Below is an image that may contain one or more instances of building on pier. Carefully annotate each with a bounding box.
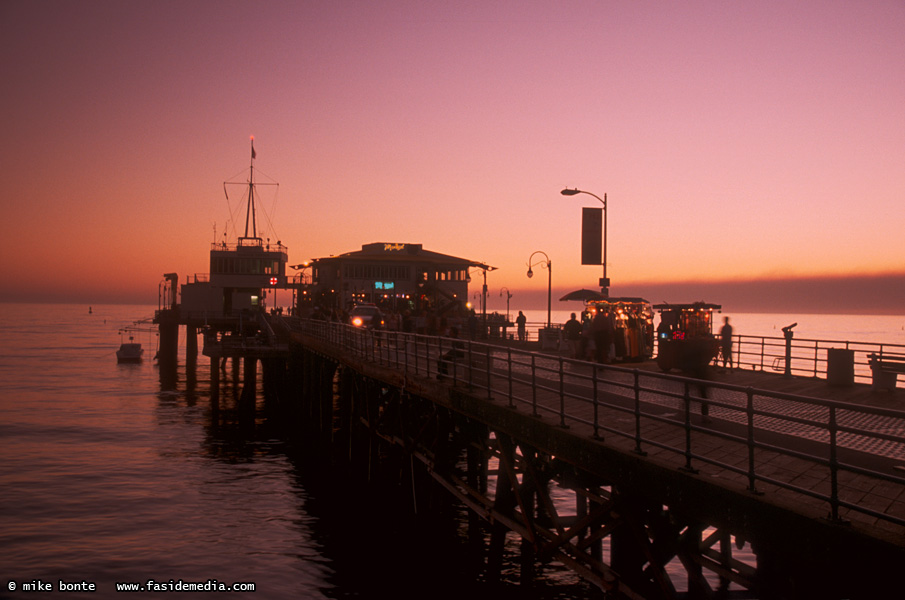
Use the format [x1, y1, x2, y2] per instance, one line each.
[179, 139, 289, 320]
[154, 138, 290, 379]
[308, 242, 493, 314]
[180, 238, 288, 319]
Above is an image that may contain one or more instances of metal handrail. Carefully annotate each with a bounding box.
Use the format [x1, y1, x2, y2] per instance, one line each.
[731, 333, 905, 385]
[292, 318, 905, 533]
[434, 323, 905, 387]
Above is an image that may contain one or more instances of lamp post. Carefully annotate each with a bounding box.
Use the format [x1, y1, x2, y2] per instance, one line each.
[467, 265, 496, 337]
[499, 287, 512, 322]
[290, 261, 313, 314]
[481, 269, 488, 326]
[526, 251, 552, 329]
[561, 188, 608, 296]
[500, 287, 512, 339]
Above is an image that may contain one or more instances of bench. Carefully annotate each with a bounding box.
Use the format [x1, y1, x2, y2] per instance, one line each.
[868, 354, 905, 391]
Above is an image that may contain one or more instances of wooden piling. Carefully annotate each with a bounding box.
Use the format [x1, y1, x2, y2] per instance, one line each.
[240, 356, 257, 406]
[210, 355, 220, 412]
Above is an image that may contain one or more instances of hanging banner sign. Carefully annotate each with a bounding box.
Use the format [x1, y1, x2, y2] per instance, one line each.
[581, 207, 602, 265]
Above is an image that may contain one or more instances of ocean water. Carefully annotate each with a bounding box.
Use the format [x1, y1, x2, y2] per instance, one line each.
[0, 303, 591, 600]
[516, 308, 905, 345]
[0, 304, 327, 598]
[2, 303, 902, 598]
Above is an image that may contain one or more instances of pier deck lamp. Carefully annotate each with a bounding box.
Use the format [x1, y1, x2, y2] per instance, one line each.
[500, 287, 512, 323]
[289, 261, 314, 311]
[526, 251, 552, 329]
[561, 188, 608, 296]
[467, 265, 497, 333]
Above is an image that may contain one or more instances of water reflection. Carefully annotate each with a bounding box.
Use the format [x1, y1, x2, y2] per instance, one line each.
[0, 303, 749, 600]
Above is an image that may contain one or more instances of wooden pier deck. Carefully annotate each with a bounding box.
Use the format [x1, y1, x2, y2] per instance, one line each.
[432, 345, 905, 539]
[285, 318, 905, 597]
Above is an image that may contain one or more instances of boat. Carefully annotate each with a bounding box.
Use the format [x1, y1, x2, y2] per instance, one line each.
[116, 331, 144, 363]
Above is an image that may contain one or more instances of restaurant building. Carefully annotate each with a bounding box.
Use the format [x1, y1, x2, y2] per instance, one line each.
[307, 242, 493, 314]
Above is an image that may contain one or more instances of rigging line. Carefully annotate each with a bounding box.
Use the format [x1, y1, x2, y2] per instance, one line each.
[260, 187, 281, 241]
[224, 211, 242, 243]
[247, 165, 279, 185]
[223, 166, 249, 183]
[222, 188, 242, 242]
[223, 168, 278, 187]
[225, 180, 278, 187]
[225, 182, 278, 191]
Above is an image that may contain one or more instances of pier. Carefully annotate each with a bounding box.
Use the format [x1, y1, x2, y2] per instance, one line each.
[152, 309, 905, 599]
[149, 144, 904, 597]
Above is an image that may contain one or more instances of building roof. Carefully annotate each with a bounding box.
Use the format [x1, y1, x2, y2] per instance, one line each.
[314, 243, 493, 269]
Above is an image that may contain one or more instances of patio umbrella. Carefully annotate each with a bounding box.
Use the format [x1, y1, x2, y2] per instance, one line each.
[559, 289, 605, 302]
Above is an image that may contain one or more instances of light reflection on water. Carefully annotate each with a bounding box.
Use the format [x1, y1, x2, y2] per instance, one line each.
[483, 453, 757, 595]
[8, 303, 890, 597]
[1, 303, 596, 599]
[0, 304, 328, 599]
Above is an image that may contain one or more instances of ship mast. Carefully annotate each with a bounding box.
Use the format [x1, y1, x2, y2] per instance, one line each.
[224, 136, 278, 247]
[241, 136, 258, 243]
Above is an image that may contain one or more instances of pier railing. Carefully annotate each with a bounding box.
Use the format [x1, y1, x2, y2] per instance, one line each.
[507, 322, 905, 388]
[292, 318, 905, 537]
[732, 333, 905, 385]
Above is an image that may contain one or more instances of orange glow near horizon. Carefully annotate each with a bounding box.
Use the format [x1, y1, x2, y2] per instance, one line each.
[1, 2, 904, 313]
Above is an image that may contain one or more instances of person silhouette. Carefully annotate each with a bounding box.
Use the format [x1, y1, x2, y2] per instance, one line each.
[563, 312, 583, 358]
[720, 316, 734, 371]
[516, 311, 527, 342]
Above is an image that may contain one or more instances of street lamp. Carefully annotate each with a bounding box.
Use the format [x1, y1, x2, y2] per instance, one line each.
[499, 287, 512, 322]
[289, 261, 313, 313]
[466, 265, 497, 335]
[526, 251, 552, 329]
[561, 188, 608, 296]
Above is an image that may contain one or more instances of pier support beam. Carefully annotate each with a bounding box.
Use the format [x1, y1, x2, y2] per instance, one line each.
[231, 356, 240, 389]
[240, 356, 257, 406]
[209, 355, 220, 413]
[156, 315, 179, 390]
[186, 325, 197, 358]
[487, 434, 519, 585]
[261, 358, 287, 408]
[158, 321, 179, 367]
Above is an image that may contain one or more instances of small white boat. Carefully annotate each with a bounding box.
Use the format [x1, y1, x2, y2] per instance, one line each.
[116, 333, 144, 363]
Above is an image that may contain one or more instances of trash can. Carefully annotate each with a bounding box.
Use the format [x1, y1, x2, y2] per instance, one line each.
[539, 327, 560, 351]
[826, 348, 854, 386]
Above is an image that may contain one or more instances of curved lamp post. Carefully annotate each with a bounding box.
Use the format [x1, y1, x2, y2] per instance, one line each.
[289, 261, 313, 311]
[499, 287, 512, 322]
[466, 265, 497, 336]
[526, 251, 552, 328]
[561, 188, 608, 296]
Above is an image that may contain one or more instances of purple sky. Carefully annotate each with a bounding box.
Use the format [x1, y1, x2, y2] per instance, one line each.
[2, 1, 903, 313]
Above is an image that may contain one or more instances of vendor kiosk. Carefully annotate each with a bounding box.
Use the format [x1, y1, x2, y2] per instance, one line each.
[585, 297, 654, 362]
[653, 302, 721, 372]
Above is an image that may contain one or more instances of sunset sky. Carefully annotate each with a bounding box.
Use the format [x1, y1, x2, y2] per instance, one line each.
[2, 1, 903, 313]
